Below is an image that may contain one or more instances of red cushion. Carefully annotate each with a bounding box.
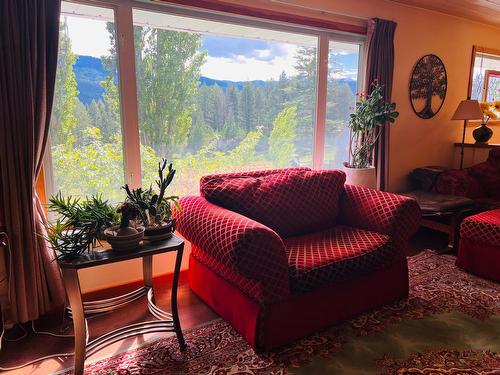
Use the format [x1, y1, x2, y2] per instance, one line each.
[284, 225, 394, 293]
[469, 162, 500, 198]
[434, 169, 485, 198]
[201, 169, 346, 237]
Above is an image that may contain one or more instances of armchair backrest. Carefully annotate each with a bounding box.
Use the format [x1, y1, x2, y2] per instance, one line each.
[200, 168, 346, 238]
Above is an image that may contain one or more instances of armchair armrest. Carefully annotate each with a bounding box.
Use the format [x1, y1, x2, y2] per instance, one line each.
[175, 196, 290, 303]
[341, 185, 421, 248]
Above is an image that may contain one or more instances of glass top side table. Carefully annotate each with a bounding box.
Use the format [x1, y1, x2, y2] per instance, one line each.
[57, 235, 186, 375]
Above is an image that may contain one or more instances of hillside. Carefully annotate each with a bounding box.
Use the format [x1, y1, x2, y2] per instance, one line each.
[74, 55, 107, 105]
[73, 55, 357, 105]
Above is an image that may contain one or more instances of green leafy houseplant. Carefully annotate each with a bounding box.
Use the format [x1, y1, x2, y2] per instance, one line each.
[45, 194, 118, 259]
[346, 82, 399, 169]
[122, 159, 180, 232]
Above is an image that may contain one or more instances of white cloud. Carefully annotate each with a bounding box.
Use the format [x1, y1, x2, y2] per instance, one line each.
[201, 44, 300, 81]
[65, 16, 112, 57]
[330, 69, 358, 80]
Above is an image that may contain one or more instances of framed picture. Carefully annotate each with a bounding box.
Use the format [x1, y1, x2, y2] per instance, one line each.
[409, 54, 447, 119]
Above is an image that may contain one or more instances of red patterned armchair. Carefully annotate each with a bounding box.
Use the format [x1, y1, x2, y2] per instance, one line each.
[175, 168, 420, 349]
[425, 148, 500, 210]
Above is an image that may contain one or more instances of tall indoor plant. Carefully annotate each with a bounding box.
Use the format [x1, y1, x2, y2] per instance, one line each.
[344, 81, 399, 188]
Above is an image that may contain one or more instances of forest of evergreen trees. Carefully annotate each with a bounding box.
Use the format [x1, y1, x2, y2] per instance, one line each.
[50, 20, 356, 200]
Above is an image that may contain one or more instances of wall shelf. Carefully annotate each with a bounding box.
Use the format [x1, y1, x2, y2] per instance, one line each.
[454, 142, 500, 149]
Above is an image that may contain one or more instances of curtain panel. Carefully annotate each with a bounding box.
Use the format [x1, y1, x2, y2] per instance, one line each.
[0, 0, 65, 323]
[365, 18, 397, 191]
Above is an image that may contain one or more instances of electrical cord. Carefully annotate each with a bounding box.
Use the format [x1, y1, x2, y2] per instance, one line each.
[0, 311, 75, 371]
[0, 232, 75, 371]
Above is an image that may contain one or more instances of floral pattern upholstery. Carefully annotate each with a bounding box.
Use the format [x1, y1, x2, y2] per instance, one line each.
[285, 226, 393, 293]
[460, 209, 500, 245]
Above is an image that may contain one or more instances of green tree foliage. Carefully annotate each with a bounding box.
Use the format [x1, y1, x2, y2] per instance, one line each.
[142, 129, 265, 196]
[269, 106, 298, 167]
[290, 47, 317, 157]
[52, 128, 125, 202]
[51, 19, 79, 146]
[134, 27, 207, 157]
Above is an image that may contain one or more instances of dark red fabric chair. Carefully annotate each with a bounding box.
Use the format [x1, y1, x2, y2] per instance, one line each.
[456, 209, 500, 281]
[434, 148, 500, 210]
[175, 168, 421, 349]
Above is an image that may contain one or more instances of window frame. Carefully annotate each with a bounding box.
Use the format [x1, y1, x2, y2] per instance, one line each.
[467, 45, 500, 127]
[46, 0, 366, 197]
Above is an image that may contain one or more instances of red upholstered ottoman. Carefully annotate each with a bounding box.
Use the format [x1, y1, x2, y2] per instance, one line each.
[456, 209, 500, 281]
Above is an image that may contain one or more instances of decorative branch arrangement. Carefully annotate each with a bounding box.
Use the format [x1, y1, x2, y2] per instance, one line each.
[122, 159, 180, 228]
[346, 82, 399, 169]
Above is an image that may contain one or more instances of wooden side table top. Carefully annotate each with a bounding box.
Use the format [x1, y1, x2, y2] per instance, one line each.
[57, 235, 184, 269]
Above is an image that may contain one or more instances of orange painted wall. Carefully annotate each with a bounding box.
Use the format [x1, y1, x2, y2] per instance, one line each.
[77, 0, 500, 293]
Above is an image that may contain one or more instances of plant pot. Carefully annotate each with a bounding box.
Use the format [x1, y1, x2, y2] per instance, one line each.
[104, 225, 144, 252]
[143, 219, 175, 242]
[472, 123, 493, 144]
[342, 165, 377, 189]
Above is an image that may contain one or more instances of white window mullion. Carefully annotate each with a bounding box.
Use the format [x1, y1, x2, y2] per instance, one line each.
[115, 3, 142, 189]
[313, 34, 329, 169]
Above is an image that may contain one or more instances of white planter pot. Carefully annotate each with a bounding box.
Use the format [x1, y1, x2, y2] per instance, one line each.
[343, 166, 377, 189]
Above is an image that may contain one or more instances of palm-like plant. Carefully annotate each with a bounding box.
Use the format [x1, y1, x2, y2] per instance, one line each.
[45, 193, 117, 259]
[346, 82, 399, 169]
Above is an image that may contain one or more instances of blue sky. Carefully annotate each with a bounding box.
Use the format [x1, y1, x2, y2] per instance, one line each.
[66, 17, 358, 81]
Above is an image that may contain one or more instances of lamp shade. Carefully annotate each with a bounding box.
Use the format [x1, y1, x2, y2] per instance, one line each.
[451, 99, 483, 120]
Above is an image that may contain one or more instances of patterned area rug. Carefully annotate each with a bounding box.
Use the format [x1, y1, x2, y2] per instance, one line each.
[59, 251, 500, 374]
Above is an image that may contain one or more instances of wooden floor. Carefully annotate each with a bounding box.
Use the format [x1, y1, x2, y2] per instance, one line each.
[0, 228, 450, 374]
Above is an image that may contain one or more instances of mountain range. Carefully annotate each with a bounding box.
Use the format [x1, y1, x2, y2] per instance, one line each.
[73, 55, 356, 105]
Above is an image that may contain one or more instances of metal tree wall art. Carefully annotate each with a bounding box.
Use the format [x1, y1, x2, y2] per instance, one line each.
[409, 54, 447, 119]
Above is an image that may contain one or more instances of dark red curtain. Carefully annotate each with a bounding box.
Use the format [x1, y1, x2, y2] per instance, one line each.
[365, 18, 397, 191]
[0, 0, 65, 323]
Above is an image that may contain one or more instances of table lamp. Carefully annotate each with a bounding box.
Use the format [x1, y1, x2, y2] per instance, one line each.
[451, 99, 483, 168]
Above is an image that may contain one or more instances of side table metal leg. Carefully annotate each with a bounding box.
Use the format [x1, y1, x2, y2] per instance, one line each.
[143, 255, 155, 305]
[62, 268, 87, 375]
[143, 255, 153, 287]
[171, 245, 186, 350]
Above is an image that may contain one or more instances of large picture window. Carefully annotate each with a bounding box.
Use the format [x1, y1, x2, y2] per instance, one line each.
[47, 0, 364, 199]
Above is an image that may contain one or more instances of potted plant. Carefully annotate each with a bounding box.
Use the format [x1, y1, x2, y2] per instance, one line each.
[343, 81, 399, 188]
[104, 202, 144, 252]
[45, 194, 118, 259]
[122, 159, 180, 242]
[474, 101, 499, 144]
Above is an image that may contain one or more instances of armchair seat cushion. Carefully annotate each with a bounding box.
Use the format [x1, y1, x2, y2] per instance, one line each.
[284, 225, 394, 294]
